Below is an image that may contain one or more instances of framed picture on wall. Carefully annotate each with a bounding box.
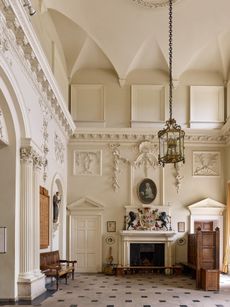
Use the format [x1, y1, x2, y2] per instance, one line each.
[178, 222, 185, 232]
[107, 221, 116, 232]
[137, 178, 157, 204]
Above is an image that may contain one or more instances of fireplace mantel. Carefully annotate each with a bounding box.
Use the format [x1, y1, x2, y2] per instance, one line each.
[119, 230, 176, 266]
[120, 230, 175, 239]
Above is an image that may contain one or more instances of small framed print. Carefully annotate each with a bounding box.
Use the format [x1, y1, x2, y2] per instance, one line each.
[107, 221, 116, 232]
[178, 222, 185, 232]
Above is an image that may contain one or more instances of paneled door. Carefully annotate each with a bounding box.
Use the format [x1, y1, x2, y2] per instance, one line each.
[71, 215, 101, 273]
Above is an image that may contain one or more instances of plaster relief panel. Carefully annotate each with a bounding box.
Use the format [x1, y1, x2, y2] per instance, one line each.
[192, 151, 220, 177]
[73, 150, 102, 176]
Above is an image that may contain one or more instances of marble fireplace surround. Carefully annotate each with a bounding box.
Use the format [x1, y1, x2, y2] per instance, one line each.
[119, 230, 175, 267]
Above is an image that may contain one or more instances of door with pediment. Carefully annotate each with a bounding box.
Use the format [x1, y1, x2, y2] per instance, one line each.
[71, 215, 101, 272]
[68, 198, 104, 273]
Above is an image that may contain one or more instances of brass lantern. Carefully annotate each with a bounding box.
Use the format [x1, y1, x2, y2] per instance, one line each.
[158, 0, 185, 167]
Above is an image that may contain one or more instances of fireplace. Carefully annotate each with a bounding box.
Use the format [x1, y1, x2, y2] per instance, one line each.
[130, 243, 164, 266]
[119, 230, 175, 267]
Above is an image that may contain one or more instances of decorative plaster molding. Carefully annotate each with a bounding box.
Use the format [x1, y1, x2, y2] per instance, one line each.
[54, 133, 64, 165]
[20, 146, 43, 168]
[192, 151, 220, 177]
[73, 150, 102, 176]
[221, 117, 230, 145]
[110, 144, 130, 191]
[109, 141, 158, 191]
[39, 99, 51, 181]
[0, 0, 75, 137]
[133, 141, 158, 177]
[174, 163, 184, 193]
[72, 129, 226, 146]
[131, 0, 179, 9]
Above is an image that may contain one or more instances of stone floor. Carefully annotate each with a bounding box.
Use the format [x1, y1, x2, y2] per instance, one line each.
[2, 273, 230, 307]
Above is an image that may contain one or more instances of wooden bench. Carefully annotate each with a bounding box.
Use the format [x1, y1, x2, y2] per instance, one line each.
[40, 250, 77, 289]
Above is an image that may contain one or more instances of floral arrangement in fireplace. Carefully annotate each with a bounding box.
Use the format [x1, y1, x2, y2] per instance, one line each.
[126, 207, 171, 231]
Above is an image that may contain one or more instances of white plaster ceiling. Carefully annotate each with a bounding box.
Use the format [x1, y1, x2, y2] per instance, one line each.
[41, 0, 230, 83]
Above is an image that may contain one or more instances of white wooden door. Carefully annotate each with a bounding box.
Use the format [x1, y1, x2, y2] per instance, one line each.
[71, 215, 101, 273]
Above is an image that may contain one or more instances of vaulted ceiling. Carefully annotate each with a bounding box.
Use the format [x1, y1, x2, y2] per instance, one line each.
[39, 0, 230, 83]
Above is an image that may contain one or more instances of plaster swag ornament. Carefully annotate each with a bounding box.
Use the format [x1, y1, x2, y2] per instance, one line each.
[110, 144, 130, 191]
[174, 163, 184, 193]
[133, 141, 158, 177]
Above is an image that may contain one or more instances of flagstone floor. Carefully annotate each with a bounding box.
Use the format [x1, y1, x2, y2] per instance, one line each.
[2, 273, 230, 307]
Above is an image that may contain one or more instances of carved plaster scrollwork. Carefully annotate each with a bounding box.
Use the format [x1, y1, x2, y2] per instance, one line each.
[110, 144, 130, 191]
[54, 133, 64, 164]
[133, 141, 158, 177]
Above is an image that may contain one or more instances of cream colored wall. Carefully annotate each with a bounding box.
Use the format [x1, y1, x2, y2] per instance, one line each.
[68, 141, 225, 265]
[69, 68, 227, 266]
[31, 5, 69, 103]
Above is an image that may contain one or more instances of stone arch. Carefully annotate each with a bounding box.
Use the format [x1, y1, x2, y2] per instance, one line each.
[0, 61, 31, 299]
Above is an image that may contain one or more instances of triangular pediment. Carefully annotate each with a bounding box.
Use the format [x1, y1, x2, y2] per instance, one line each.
[188, 197, 225, 215]
[68, 197, 104, 212]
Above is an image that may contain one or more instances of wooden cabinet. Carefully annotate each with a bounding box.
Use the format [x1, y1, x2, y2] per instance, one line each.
[201, 269, 219, 291]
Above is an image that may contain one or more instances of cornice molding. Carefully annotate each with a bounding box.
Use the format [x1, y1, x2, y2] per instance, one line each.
[0, 0, 75, 137]
[221, 117, 230, 145]
[131, 0, 180, 9]
[71, 128, 227, 146]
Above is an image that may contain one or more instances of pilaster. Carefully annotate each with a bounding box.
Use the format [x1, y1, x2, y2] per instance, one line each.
[33, 156, 43, 277]
[18, 146, 45, 300]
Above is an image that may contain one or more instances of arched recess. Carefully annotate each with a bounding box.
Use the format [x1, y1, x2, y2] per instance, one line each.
[0, 60, 30, 299]
[50, 173, 66, 258]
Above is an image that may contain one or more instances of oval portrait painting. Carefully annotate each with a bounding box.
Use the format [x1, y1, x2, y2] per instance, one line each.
[137, 178, 157, 204]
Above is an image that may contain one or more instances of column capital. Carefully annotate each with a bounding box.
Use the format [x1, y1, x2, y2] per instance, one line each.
[20, 146, 43, 168]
